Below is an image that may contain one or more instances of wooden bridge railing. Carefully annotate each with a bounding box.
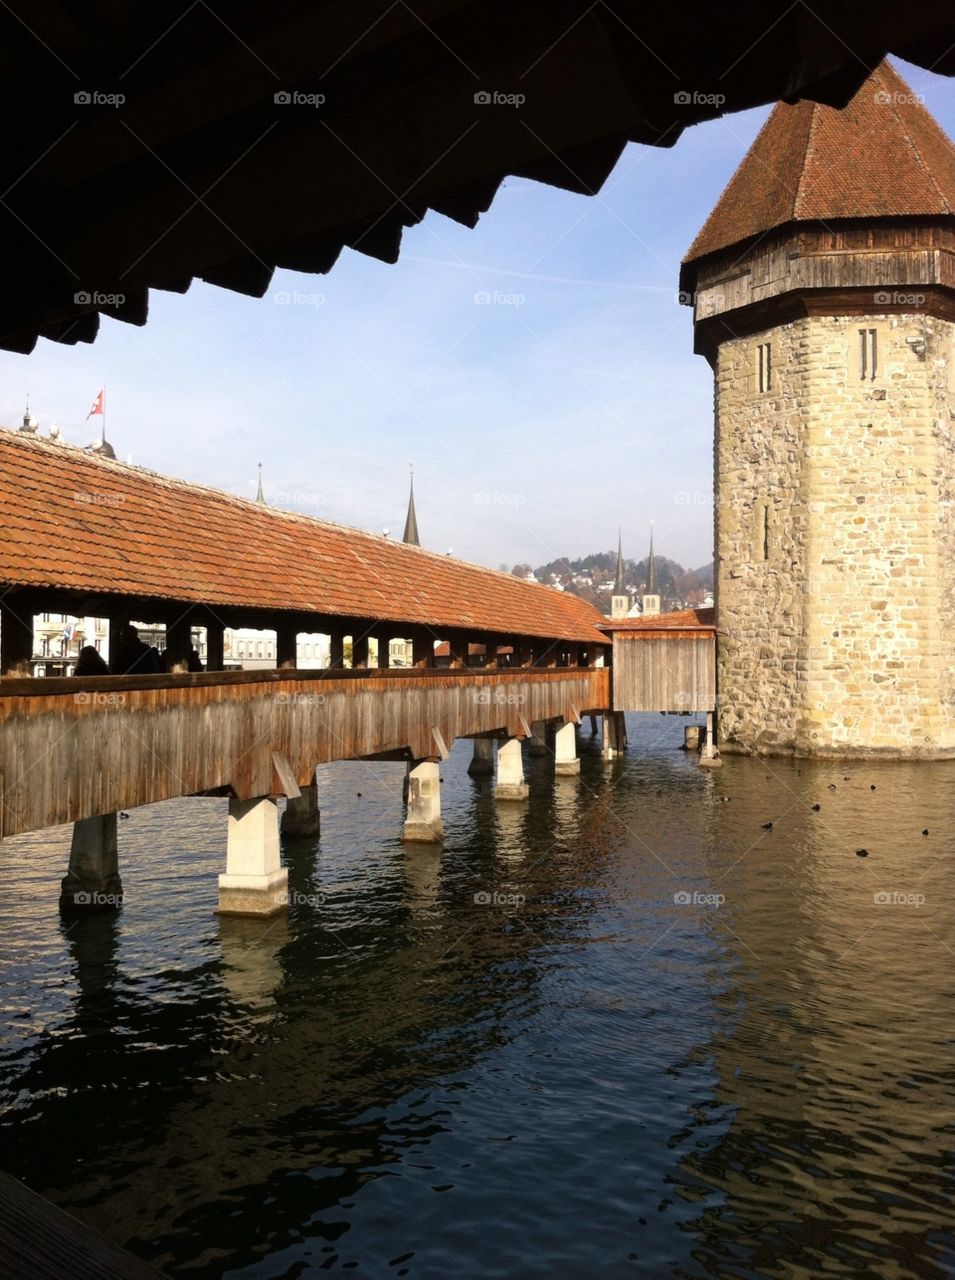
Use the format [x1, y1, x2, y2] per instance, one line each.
[0, 666, 610, 837]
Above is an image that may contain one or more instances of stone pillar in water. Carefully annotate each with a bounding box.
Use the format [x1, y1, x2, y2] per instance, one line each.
[554, 722, 580, 776]
[60, 813, 123, 910]
[281, 782, 321, 838]
[467, 738, 495, 776]
[495, 737, 529, 801]
[218, 797, 288, 916]
[402, 760, 444, 843]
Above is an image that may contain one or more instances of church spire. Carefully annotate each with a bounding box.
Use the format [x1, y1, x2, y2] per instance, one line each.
[613, 527, 625, 595]
[255, 462, 266, 505]
[610, 527, 630, 619]
[402, 463, 419, 546]
[642, 523, 660, 617]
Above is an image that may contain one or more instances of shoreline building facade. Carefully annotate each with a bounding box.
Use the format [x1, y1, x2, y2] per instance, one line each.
[681, 59, 955, 757]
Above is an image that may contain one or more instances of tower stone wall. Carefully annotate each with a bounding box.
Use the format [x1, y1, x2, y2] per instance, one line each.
[715, 312, 955, 755]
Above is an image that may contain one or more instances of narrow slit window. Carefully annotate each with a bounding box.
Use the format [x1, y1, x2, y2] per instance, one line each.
[859, 328, 878, 381]
[762, 504, 770, 561]
[757, 342, 772, 392]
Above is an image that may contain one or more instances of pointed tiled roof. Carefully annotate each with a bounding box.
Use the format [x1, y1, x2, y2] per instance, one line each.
[684, 60, 955, 266]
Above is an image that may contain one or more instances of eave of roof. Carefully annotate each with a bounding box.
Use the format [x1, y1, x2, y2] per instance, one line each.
[1, 5, 953, 352]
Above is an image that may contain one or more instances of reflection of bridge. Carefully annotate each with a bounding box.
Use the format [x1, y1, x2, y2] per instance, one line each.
[0, 430, 714, 914]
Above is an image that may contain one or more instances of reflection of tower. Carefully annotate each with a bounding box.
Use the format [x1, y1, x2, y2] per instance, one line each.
[642, 524, 660, 617]
[681, 59, 955, 757]
[610, 529, 629, 619]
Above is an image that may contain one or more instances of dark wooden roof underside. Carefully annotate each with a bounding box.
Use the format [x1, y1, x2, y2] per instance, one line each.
[1, 0, 954, 353]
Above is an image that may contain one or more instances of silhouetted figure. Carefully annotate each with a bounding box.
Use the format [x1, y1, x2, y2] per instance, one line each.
[73, 645, 109, 676]
[186, 646, 203, 672]
[110, 625, 162, 675]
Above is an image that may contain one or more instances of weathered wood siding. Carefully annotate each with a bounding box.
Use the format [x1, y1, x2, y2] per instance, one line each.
[0, 667, 609, 837]
[612, 633, 716, 712]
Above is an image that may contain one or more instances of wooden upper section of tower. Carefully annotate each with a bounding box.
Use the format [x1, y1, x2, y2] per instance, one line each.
[680, 61, 955, 354]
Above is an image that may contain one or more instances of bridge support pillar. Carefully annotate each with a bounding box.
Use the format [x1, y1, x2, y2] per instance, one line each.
[467, 738, 495, 776]
[281, 782, 321, 838]
[218, 797, 288, 916]
[495, 737, 529, 801]
[700, 710, 722, 768]
[554, 722, 580, 776]
[527, 720, 548, 757]
[60, 813, 123, 910]
[602, 712, 626, 761]
[403, 760, 444, 843]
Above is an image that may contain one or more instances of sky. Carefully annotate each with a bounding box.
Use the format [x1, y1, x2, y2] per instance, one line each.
[2, 58, 953, 574]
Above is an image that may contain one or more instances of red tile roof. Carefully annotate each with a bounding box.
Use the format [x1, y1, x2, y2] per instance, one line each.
[0, 430, 608, 645]
[599, 608, 715, 632]
[684, 60, 955, 266]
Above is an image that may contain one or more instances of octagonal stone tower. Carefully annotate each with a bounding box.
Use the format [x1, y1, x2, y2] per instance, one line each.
[681, 60, 955, 757]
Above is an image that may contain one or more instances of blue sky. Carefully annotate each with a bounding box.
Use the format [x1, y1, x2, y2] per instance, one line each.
[2, 59, 953, 572]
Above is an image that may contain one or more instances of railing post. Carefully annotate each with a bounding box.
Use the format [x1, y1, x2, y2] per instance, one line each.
[352, 630, 370, 669]
[0, 591, 35, 675]
[165, 614, 192, 672]
[412, 629, 433, 668]
[206, 620, 225, 671]
[276, 621, 298, 670]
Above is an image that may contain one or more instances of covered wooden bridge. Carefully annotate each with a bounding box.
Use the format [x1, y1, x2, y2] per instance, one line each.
[0, 427, 617, 913]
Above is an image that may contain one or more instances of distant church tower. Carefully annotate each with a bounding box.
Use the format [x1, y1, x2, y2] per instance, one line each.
[642, 524, 660, 617]
[403, 465, 420, 545]
[681, 59, 955, 756]
[610, 529, 629, 618]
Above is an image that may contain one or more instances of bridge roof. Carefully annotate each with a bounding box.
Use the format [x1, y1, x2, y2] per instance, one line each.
[599, 608, 715, 634]
[0, 430, 607, 644]
[684, 59, 955, 268]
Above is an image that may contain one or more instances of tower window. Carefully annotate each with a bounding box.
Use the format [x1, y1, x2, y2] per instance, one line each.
[762, 504, 770, 561]
[757, 342, 772, 392]
[859, 328, 878, 381]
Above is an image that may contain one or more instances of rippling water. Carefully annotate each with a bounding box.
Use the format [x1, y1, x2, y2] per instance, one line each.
[1, 713, 954, 1279]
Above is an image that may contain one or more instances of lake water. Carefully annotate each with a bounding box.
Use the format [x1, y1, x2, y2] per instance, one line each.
[1, 713, 953, 1279]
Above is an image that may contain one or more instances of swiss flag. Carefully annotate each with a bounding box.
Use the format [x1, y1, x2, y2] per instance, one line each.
[86, 389, 104, 419]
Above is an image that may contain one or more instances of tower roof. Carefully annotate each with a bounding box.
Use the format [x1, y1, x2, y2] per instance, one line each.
[613, 529, 626, 596]
[402, 469, 420, 546]
[683, 60, 955, 268]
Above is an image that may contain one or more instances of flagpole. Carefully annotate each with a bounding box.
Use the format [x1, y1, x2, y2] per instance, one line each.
[102, 386, 106, 447]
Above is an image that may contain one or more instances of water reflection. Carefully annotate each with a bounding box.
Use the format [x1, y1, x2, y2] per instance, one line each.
[0, 720, 953, 1278]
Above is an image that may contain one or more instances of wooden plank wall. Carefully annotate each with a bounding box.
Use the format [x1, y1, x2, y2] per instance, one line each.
[0, 1171, 166, 1280]
[612, 634, 716, 713]
[0, 668, 610, 837]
